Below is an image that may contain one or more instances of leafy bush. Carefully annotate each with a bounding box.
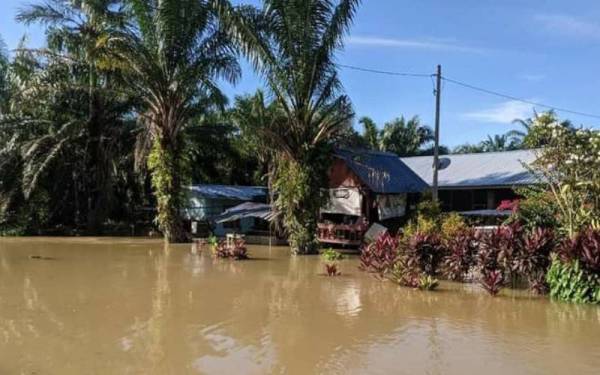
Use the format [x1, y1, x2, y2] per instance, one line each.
[214, 239, 249, 260]
[476, 224, 523, 295]
[547, 257, 600, 304]
[440, 213, 468, 241]
[321, 248, 343, 276]
[400, 232, 444, 276]
[514, 228, 555, 294]
[417, 275, 439, 291]
[441, 228, 478, 282]
[321, 248, 344, 262]
[389, 231, 443, 290]
[508, 188, 558, 230]
[359, 232, 399, 274]
[480, 270, 504, 296]
[557, 228, 600, 274]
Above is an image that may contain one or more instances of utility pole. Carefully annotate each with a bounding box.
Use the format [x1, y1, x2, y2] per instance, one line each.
[432, 64, 442, 202]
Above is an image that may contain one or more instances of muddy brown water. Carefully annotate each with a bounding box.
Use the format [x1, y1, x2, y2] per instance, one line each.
[0, 238, 599, 374]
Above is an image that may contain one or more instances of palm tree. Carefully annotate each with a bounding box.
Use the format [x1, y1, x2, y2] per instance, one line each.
[17, 0, 130, 232]
[111, 0, 240, 242]
[511, 110, 573, 148]
[480, 134, 520, 152]
[359, 116, 379, 150]
[452, 143, 485, 154]
[217, 0, 360, 254]
[379, 115, 434, 156]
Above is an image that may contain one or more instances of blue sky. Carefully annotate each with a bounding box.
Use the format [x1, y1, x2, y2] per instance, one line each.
[2, 0, 600, 147]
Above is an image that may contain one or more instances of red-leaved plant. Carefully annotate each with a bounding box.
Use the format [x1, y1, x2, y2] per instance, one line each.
[359, 232, 399, 275]
[476, 223, 524, 295]
[401, 232, 444, 276]
[497, 199, 520, 212]
[481, 270, 504, 296]
[215, 239, 249, 260]
[441, 228, 478, 281]
[325, 263, 340, 276]
[515, 227, 555, 294]
[558, 228, 600, 274]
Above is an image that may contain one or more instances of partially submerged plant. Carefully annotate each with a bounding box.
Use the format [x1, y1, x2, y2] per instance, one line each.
[417, 275, 439, 291]
[214, 238, 249, 260]
[441, 228, 478, 282]
[480, 269, 504, 296]
[207, 235, 219, 254]
[359, 232, 399, 275]
[321, 248, 343, 276]
[515, 227, 555, 294]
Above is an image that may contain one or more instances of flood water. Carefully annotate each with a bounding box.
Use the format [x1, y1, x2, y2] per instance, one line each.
[0, 238, 599, 374]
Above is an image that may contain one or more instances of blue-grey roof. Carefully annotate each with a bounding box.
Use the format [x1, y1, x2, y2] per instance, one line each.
[213, 202, 274, 223]
[335, 149, 429, 194]
[401, 149, 540, 188]
[186, 185, 267, 200]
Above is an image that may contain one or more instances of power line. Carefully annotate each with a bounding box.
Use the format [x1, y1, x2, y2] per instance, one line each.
[337, 62, 600, 121]
[442, 76, 600, 121]
[337, 63, 432, 78]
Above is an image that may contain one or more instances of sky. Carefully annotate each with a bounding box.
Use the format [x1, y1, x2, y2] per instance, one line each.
[1, 0, 600, 147]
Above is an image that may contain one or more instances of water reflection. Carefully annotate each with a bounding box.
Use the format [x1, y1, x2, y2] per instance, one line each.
[0, 239, 599, 374]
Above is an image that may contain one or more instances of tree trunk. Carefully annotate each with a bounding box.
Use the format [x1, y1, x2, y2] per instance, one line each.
[148, 137, 189, 243]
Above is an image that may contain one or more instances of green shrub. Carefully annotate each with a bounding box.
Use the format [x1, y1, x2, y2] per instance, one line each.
[321, 248, 343, 276]
[321, 247, 344, 262]
[417, 275, 439, 291]
[546, 257, 600, 304]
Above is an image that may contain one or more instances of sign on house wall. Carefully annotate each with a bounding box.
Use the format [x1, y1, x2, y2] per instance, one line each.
[376, 194, 407, 220]
[322, 188, 363, 216]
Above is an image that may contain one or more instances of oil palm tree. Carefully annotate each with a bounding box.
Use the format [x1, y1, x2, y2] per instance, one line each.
[111, 0, 240, 242]
[359, 116, 379, 150]
[216, 0, 360, 254]
[480, 134, 520, 152]
[16, 0, 131, 232]
[379, 115, 434, 156]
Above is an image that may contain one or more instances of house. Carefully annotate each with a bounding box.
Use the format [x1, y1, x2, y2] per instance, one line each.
[318, 148, 429, 245]
[401, 149, 539, 215]
[183, 185, 268, 236]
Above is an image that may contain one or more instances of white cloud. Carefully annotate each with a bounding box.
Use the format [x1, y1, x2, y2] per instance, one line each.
[534, 14, 600, 39]
[463, 100, 534, 124]
[347, 35, 489, 54]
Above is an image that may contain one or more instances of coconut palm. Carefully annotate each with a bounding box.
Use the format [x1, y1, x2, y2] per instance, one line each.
[111, 0, 240, 242]
[216, 0, 360, 254]
[379, 115, 434, 156]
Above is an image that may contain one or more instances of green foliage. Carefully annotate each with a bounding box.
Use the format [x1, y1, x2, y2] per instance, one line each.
[509, 187, 559, 230]
[321, 248, 344, 262]
[274, 157, 329, 254]
[111, 0, 240, 242]
[147, 137, 190, 242]
[547, 258, 600, 304]
[440, 213, 468, 241]
[526, 116, 599, 236]
[219, 0, 359, 253]
[417, 275, 439, 291]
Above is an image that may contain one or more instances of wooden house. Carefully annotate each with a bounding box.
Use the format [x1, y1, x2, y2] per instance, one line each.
[318, 148, 428, 246]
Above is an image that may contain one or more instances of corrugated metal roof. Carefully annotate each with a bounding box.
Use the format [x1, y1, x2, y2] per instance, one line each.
[401, 149, 540, 188]
[213, 202, 274, 223]
[335, 148, 429, 194]
[186, 185, 267, 200]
